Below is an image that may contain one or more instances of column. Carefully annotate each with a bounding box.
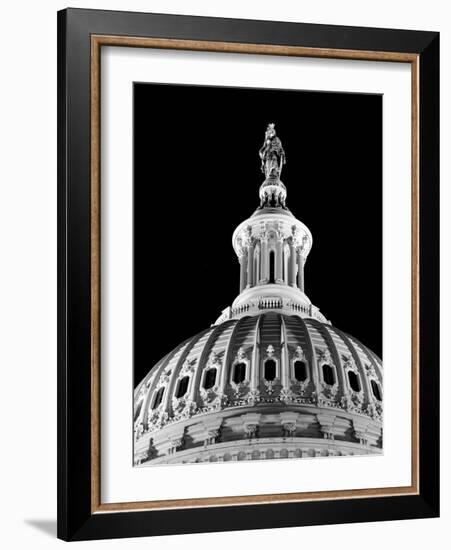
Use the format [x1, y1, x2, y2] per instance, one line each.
[297, 250, 305, 292]
[288, 242, 296, 287]
[275, 238, 283, 283]
[254, 247, 260, 283]
[260, 238, 269, 282]
[284, 249, 289, 284]
[247, 242, 254, 288]
[239, 254, 247, 293]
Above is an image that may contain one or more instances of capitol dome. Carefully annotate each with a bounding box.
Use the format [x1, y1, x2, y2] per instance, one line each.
[134, 123, 383, 465]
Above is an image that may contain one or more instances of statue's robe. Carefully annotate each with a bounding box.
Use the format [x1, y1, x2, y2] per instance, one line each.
[261, 136, 285, 177]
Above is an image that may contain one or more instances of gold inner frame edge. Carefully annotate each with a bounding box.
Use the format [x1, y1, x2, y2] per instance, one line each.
[90, 35, 420, 514]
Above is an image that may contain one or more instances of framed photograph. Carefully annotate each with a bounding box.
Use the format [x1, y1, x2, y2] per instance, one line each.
[57, 8, 439, 541]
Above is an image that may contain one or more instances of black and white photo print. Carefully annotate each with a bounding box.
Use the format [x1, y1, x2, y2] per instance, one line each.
[133, 83, 383, 466]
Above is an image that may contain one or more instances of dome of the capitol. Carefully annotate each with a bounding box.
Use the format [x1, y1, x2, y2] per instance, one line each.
[134, 123, 383, 466]
[134, 313, 382, 465]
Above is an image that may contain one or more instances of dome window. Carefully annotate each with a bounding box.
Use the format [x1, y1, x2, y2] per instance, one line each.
[264, 359, 277, 381]
[347, 370, 361, 392]
[322, 364, 335, 385]
[371, 380, 382, 401]
[204, 368, 217, 390]
[175, 376, 190, 398]
[233, 362, 246, 384]
[294, 360, 307, 382]
[152, 387, 164, 409]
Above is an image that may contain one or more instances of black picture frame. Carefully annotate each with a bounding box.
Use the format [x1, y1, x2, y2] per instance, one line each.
[57, 8, 439, 541]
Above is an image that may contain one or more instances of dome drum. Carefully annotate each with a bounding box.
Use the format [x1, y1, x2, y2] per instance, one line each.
[141, 438, 380, 466]
[134, 401, 382, 466]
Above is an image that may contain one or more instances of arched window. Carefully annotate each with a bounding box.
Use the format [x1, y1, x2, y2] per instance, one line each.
[233, 362, 246, 384]
[175, 376, 189, 398]
[294, 360, 307, 382]
[269, 250, 275, 283]
[347, 370, 361, 392]
[152, 387, 164, 409]
[371, 379, 382, 401]
[134, 400, 143, 421]
[204, 368, 217, 390]
[322, 364, 335, 385]
[264, 359, 276, 381]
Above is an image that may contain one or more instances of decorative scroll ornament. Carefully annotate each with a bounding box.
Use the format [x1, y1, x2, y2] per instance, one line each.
[179, 358, 197, 377]
[171, 395, 186, 414]
[207, 351, 221, 368]
[266, 344, 275, 357]
[150, 410, 169, 431]
[181, 399, 197, 419]
[365, 363, 378, 379]
[341, 391, 364, 413]
[342, 354, 358, 373]
[367, 400, 383, 420]
[230, 379, 248, 398]
[246, 389, 261, 405]
[200, 386, 218, 404]
[317, 347, 333, 365]
[319, 381, 339, 399]
[294, 345, 305, 360]
[279, 387, 295, 403]
[293, 379, 309, 396]
[212, 392, 229, 410]
[157, 372, 171, 387]
[263, 379, 276, 395]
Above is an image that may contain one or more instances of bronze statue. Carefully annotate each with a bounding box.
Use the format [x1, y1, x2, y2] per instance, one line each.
[259, 123, 286, 179]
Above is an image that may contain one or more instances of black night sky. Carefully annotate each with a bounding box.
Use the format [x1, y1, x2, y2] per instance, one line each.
[134, 83, 382, 386]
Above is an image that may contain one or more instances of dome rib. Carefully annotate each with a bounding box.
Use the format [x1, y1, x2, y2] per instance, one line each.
[221, 318, 242, 389]
[296, 316, 320, 387]
[251, 313, 264, 389]
[279, 314, 292, 389]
